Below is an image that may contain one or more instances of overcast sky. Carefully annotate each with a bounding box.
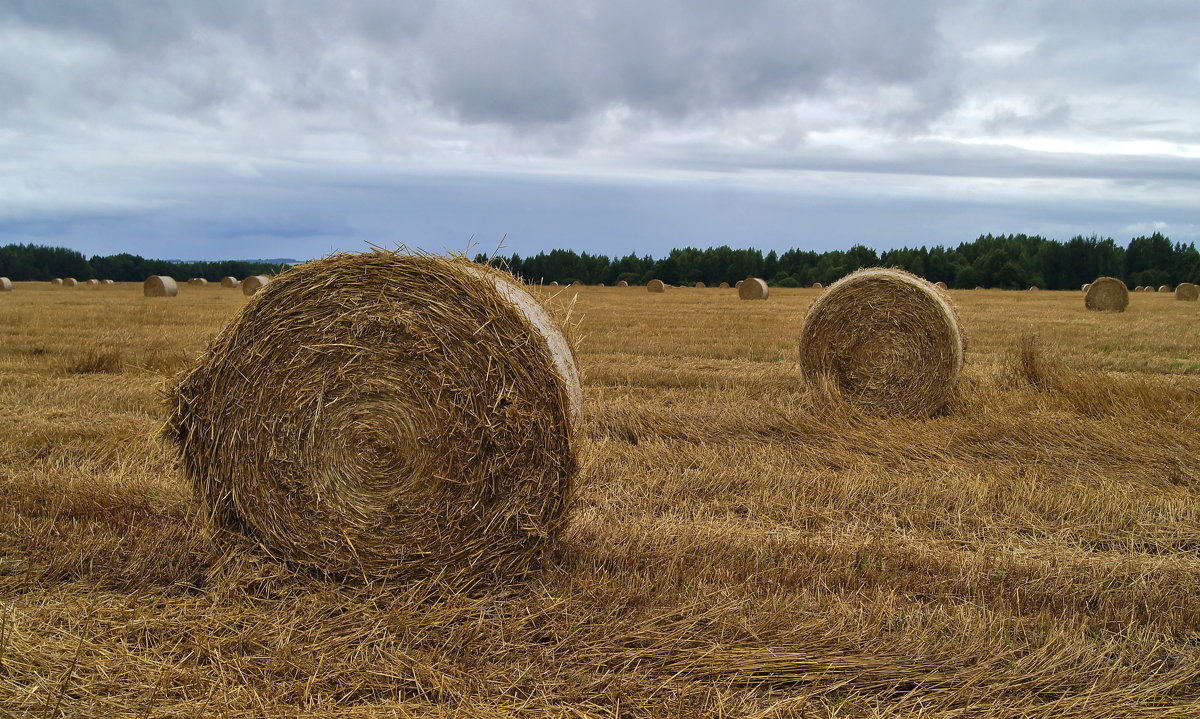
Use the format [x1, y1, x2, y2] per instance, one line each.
[2, 1, 1197, 261]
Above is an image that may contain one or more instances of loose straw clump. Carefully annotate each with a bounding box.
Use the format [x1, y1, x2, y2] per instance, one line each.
[144, 276, 178, 297]
[798, 268, 964, 417]
[738, 278, 769, 300]
[1176, 282, 1198, 301]
[220, 276, 238, 288]
[164, 251, 581, 582]
[242, 275, 270, 296]
[1084, 277, 1129, 312]
[647, 279, 665, 293]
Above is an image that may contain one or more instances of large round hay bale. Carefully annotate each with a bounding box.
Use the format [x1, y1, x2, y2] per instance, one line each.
[1175, 282, 1198, 301]
[694, 281, 706, 288]
[242, 275, 270, 296]
[1082, 283, 1091, 292]
[143, 276, 178, 297]
[63, 278, 78, 287]
[51, 278, 63, 286]
[617, 280, 629, 287]
[1158, 284, 1171, 293]
[934, 281, 948, 290]
[1084, 277, 1129, 312]
[719, 282, 730, 289]
[738, 278, 769, 300]
[798, 268, 963, 417]
[164, 251, 580, 582]
[0, 277, 12, 292]
[647, 279, 665, 293]
[220, 276, 238, 288]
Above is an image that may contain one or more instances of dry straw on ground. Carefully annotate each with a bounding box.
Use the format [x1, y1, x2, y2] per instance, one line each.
[1176, 282, 1199, 301]
[143, 276, 178, 297]
[241, 275, 269, 296]
[647, 279, 666, 293]
[798, 268, 964, 417]
[1084, 277, 1129, 312]
[164, 250, 581, 583]
[737, 277, 769, 300]
[220, 276, 238, 288]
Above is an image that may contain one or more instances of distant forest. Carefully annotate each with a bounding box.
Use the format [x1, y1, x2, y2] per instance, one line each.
[479, 233, 1199, 290]
[0, 247, 286, 284]
[2, 233, 1198, 290]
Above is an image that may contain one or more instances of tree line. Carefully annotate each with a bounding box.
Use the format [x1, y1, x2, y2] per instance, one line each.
[3, 232, 1197, 290]
[0, 246, 286, 283]
[479, 233, 1199, 290]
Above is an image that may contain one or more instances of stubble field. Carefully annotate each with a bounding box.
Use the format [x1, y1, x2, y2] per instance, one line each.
[1, 280, 1198, 718]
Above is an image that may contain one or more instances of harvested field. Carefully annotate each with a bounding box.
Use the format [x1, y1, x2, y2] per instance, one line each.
[1, 280, 1199, 718]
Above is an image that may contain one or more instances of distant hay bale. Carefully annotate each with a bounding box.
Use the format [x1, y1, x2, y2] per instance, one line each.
[1084, 277, 1129, 312]
[934, 281, 948, 290]
[51, 278, 63, 286]
[102, 279, 114, 285]
[647, 279, 665, 293]
[1082, 283, 1091, 292]
[164, 251, 580, 582]
[694, 281, 706, 288]
[220, 276, 238, 288]
[570, 281, 582, 288]
[798, 268, 964, 417]
[1175, 282, 1198, 301]
[738, 278, 769, 300]
[0, 277, 11, 292]
[974, 286, 984, 290]
[719, 282, 730, 289]
[811, 282, 822, 289]
[63, 278, 78, 287]
[617, 280, 629, 287]
[1158, 285, 1171, 293]
[143, 276, 178, 298]
[242, 275, 270, 296]
[1028, 286, 1039, 291]
[190, 278, 209, 286]
[735, 280, 744, 289]
[549, 281, 559, 287]
[86, 279, 100, 286]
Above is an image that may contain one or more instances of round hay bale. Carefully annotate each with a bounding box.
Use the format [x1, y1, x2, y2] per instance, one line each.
[143, 276, 178, 297]
[974, 286, 984, 290]
[220, 276, 238, 288]
[719, 282, 730, 289]
[1082, 283, 1091, 292]
[0, 277, 12, 292]
[647, 279, 665, 293]
[191, 278, 209, 286]
[1084, 277, 1129, 312]
[1175, 282, 1198, 301]
[164, 251, 580, 582]
[1158, 284, 1171, 293]
[1028, 286, 1039, 291]
[694, 281, 706, 288]
[738, 278, 769, 300]
[86, 278, 100, 286]
[63, 278, 78, 287]
[102, 279, 114, 285]
[242, 275, 270, 296]
[51, 278, 63, 286]
[735, 280, 744, 289]
[934, 281, 948, 290]
[810, 282, 823, 289]
[798, 268, 963, 417]
[570, 281, 582, 288]
[549, 281, 559, 287]
[617, 280, 629, 287]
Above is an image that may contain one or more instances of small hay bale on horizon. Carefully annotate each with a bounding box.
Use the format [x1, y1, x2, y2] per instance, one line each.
[164, 251, 581, 583]
[934, 281, 948, 290]
[570, 281, 582, 287]
[144, 276, 178, 298]
[86, 278, 100, 286]
[51, 278, 63, 286]
[1175, 282, 1199, 301]
[190, 278, 209, 286]
[0, 277, 12, 292]
[811, 282, 823, 289]
[719, 282, 730, 289]
[694, 281, 706, 288]
[220, 276, 238, 288]
[1029, 286, 1039, 291]
[617, 280, 629, 287]
[242, 275, 270, 296]
[1158, 284, 1171, 293]
[63, 278, 78, 287]
[647, 279, 665, 293]
[1082, 283, 1091, 292]
[738, 278, 769, 300]
[798, 268, 963, 417]
[1084, 277, 1128, 312]
[102, 279, 114, 285]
